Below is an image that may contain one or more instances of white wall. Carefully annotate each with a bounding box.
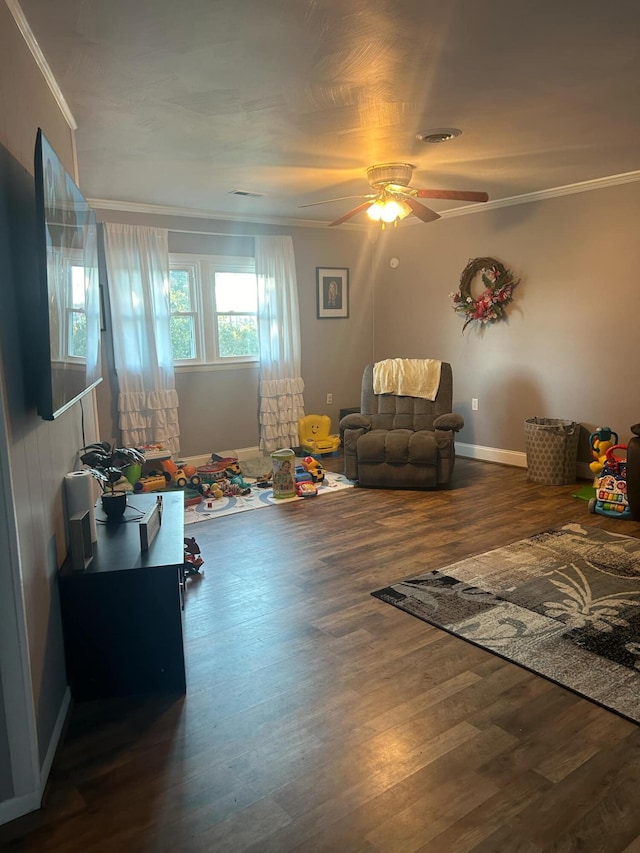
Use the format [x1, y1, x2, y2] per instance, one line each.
[0, 0, 98, 824]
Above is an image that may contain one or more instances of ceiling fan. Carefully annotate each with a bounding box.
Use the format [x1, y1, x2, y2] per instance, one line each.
[299, 163, 489, 227]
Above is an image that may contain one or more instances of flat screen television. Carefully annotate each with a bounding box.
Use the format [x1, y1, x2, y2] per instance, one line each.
[33, 128, 102, 420]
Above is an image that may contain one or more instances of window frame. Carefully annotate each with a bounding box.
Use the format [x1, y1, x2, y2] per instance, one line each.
[168, 253, 258, 369]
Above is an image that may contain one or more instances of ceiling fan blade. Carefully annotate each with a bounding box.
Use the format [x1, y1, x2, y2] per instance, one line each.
[403, 197, 440, 223]
[414, 189, 489, 202]
[298, 194, 374, 208]
[329, 200, 375, 226]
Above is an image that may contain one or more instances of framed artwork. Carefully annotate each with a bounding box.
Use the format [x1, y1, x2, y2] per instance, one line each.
[316, 267, 349, 319]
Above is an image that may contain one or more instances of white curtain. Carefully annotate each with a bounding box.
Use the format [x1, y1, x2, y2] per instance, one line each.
[103, 223, 180, 454]
[255, 235, 305, 452]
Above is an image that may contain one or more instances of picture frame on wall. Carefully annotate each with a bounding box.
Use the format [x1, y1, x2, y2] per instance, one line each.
[316, 267, 349, 319]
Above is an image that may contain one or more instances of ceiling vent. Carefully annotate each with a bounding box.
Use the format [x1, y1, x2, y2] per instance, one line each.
[228, 189, 265, 198]
[416, 128, 462, 144]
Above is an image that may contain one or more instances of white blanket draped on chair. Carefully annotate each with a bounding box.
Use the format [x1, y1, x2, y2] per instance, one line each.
[373, 358, 442, 400]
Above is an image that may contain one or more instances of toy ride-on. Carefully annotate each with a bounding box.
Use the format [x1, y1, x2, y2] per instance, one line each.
[589, 444, 632, 519]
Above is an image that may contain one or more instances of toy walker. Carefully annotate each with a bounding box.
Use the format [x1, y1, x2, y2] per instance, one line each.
[589, 426, 619, 481]
[589, 444, 631, 519]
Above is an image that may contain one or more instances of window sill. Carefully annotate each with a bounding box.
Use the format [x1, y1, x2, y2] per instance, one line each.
[174, 361, 259, 374]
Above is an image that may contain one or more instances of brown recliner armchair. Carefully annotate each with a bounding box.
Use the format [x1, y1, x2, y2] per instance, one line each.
[340, 362, 464, 488]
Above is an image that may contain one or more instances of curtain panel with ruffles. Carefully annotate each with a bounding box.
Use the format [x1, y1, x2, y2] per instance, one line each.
[255, 236, 305, 452]
[103, 223, 181, 454]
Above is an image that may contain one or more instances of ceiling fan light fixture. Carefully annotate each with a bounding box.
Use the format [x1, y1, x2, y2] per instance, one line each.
[381, 199, 408, 222]
[367, 163, 414, 188]
[366, 200, 384, 221]
[416, 127, 462, 144]
[367, 196, 411, 225]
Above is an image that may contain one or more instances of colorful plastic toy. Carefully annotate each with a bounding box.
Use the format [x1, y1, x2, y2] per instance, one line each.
[196, 456, 240, 484]
[133, 472, 169, 493]
[296, 480, 318, 497]
[589, 427, 619, 480]
[184, 536, 204, 576]
[298, 414, 341, 455]
[589, 445, 632, 519]
[300, 455, 326, 483]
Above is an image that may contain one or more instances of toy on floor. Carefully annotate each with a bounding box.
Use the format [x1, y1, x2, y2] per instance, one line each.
[589, 444, 632, 519]
[202, 482, 224, 500]
[159, 458, 202, 489]
[589, 427, 619, 480]
[296, 480, 318, 497]
[197, 456, 240, 484]
[300, 456, 325, 483]
[256, 471, 272, 488]
[133, 473, 168, 493]
[229, 472, 252, 490]
[298, 414, 341, 455]
[217, 477, 251, 497]
[184, 536, 204, 577]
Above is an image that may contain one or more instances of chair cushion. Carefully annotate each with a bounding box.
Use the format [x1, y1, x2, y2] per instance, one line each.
[357, 429, 438, 465]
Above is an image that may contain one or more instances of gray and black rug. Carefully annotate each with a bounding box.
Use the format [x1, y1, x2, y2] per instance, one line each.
[372, 523, 640, 723]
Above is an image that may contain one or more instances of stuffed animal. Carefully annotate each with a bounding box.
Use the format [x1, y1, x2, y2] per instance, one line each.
[218, 477, 251, 497]
[230, 473, 252, 491]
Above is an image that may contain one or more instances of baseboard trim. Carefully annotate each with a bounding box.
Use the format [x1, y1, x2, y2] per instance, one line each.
[40, 688, 71, 790]
[456, 443, 592, 481]
[180, 446, 261, 468]
[456, 443, 527, 468]
[0, 687, 72, 827]
[0, 789, 41, 826]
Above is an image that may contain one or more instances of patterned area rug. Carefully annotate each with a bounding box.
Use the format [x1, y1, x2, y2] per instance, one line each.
[184, 470, 352, 525]
[372, 524, 640, 723]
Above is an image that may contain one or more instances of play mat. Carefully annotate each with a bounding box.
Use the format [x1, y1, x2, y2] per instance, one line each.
[184, 469, 353, 525]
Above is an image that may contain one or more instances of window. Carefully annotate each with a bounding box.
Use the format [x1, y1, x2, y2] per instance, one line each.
[168, 265, 198, 360]
[168, 255, 258, 366]
[53, 255, 88, 361]
[68, 263, 88, 357]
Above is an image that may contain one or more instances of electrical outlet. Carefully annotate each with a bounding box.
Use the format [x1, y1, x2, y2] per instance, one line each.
[472, 398, 479, 411]
[326, 393, 333, 405]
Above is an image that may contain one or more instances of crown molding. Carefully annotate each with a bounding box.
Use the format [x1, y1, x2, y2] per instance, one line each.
[439, 170, 640, 219]
[90, 167, 640, 231]
[7, 0, 77, 130]
[87, 198, 367, 231]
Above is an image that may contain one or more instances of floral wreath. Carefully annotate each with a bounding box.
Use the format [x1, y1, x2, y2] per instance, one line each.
[451, 256, 519, 332]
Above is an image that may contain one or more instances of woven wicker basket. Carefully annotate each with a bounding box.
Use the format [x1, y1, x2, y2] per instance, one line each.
[525, 417, 579, 485]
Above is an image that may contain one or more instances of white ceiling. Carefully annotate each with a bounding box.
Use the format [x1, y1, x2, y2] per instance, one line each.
[16, 0, 640, 225]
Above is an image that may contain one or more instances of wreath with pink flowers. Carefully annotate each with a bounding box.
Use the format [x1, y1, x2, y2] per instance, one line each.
[451, 257, 519, 332]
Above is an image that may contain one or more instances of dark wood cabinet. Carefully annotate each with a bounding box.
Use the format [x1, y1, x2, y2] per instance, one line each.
[58, 492, 186, 701]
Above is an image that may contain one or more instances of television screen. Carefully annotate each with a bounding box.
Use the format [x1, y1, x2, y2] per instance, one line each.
[34, 128, 102, 420]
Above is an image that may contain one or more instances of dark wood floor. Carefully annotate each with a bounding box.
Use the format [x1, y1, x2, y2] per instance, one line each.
[3, 456, 640, 852]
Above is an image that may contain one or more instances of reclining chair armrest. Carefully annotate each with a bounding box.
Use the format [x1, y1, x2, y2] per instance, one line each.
[342, 426, 368, 480]
[433, 412, 464, 432]
[340, 413, 371, 431]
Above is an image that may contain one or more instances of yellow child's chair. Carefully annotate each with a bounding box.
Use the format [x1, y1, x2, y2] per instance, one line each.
[298, 414, 341, 455]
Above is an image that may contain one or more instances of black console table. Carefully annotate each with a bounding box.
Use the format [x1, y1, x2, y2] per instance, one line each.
[58, 492, 186, 701]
